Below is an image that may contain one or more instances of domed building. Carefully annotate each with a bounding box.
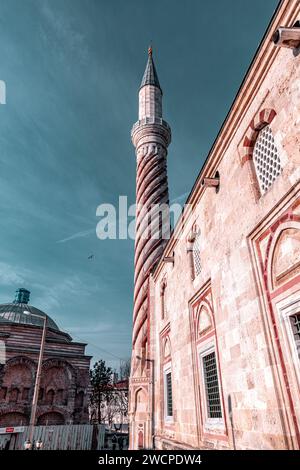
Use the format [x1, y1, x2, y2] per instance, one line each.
[0, 288, 91, 427]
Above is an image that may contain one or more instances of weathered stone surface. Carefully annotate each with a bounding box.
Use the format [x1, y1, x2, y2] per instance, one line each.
[0, 322, 91, 426]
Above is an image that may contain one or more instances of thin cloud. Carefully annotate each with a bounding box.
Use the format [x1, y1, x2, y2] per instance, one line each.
[56, 228, 94, 243]
[170, 192, 189, 204]
[0, 262, 27, 286]
[57, 194, 189, 244]
[63, 322, 114, 335]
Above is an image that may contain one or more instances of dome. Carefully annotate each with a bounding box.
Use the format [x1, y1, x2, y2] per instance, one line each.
[0, 289, 60, 331]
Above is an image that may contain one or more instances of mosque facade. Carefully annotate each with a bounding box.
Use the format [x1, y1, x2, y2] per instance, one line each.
[129, 0, 300, 450]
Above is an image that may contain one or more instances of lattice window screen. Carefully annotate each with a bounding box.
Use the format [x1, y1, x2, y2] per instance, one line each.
[253, 125, 282, 194]
[203, 351, 222, 419]
[290, 314, 300, 360]
[166, 372, 173, 417]
[193, 233, 201, 277]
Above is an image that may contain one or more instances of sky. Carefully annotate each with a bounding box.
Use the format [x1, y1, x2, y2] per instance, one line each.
[0, 0, 279, 369]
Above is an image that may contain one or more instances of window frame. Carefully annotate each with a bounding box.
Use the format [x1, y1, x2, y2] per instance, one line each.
[290, 313, 300, 359]
[163, 362, 173, 423]
[199, 343, 224, 430]
[277, 297, 300, 387]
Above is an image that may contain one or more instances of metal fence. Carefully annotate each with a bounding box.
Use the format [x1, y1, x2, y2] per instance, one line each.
[0, 424, 105, 450]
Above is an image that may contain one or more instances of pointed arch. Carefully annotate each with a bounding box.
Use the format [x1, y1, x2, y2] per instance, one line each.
[196, 305, 213, 337]
[265, 219, 300, 292]
[163, 336, 171, 359]
[240, 108, 277, 165]
[134, 387, 147, 413]
[195, 299, 214, 337]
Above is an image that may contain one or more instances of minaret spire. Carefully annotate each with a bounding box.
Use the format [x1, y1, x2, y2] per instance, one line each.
[140, 46, 162, 92]
[138, 48, 165, 121]
[129, 48, 171, 449]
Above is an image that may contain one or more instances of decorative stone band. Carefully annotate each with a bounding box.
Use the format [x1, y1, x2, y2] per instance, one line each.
[131, 117, 171, 137]
[131, 121, 171, 151]
[240, 108, 277, 166]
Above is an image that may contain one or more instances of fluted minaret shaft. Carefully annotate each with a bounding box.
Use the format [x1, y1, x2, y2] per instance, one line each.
[131, 49, 171, 372]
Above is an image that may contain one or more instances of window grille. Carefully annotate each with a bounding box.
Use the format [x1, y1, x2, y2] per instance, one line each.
[193, 233, 201, 277]
[165, 371, 173, 417]
[203, 351, 222, 419]
[253, 125, 281, 194]
[290, 314, 300, 359]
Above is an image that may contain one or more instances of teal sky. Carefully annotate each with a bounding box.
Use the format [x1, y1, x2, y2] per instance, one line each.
[0, 0, 279, 369]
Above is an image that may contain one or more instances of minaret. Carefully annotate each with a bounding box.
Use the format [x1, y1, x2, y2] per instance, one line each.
[129, 47, 171, 449]
[131, 48, 171, 367]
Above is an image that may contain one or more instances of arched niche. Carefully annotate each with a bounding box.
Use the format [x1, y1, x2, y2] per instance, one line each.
[0, 412, 29, 427]
[266, 221, 300, 291]
[37, 411, 65, 426]
[45, 389, 55, 405]
[134, 387, 147, 413]
[41, 359, 76, 399]
[196, 304, 213, 337]
[3, 363, 32, 389]
[163, 337, 171, 358]
[1, 356, 36, 384]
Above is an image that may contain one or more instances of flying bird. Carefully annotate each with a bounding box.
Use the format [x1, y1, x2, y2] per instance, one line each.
[88, 254, 94, 260]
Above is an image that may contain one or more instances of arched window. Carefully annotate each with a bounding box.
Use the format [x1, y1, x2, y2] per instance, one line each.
[253, 125, 282, 194]
[46, 389, 55, 405]
[193, 232, 201, 277]
[160, 278, 167, 320]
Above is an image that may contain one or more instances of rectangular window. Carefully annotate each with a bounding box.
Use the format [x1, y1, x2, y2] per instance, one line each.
[202, 351, 222, 419]
[290, 313, 300, 359]
[165, 371, 173, 418]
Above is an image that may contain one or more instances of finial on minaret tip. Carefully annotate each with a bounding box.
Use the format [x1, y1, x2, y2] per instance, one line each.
[148, 45, 152, 56]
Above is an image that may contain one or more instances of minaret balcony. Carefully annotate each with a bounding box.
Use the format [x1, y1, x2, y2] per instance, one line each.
[131, 117, 171, 148]
[132, 117, 170, 133]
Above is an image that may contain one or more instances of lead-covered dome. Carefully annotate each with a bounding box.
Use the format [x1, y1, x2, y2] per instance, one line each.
[0, 288, 60, 331]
